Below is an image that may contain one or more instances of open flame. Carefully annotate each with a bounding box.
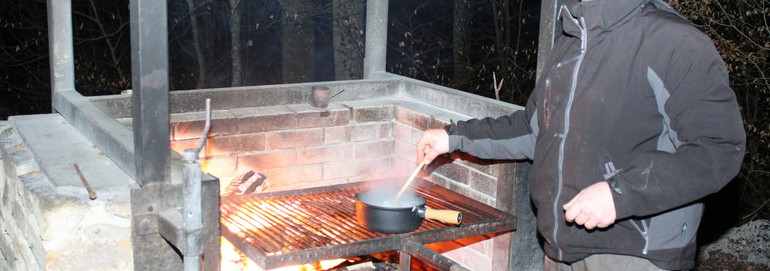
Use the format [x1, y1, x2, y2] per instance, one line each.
[221, 237, 346, 271]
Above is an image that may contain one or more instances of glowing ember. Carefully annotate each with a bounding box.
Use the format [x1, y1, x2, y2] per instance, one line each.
[221, 237, 347, 271]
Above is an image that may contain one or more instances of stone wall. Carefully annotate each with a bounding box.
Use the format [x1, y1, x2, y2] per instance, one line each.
[1, 116, 135, 271]
[0, 123, 46, 271]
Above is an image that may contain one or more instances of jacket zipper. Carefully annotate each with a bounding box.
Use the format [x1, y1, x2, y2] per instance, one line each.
[630, 220, 651, 254]
[552, 13, 588, 261]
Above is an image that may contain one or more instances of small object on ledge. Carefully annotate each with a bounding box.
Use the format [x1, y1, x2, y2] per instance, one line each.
[311, 86, 330, 108]
[74, 163, 97, 200]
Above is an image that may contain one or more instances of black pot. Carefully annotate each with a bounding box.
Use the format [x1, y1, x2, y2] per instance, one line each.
[355, 188, 462, 234]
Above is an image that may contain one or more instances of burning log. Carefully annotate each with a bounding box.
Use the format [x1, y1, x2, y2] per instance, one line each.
[224, 170, 268, 196]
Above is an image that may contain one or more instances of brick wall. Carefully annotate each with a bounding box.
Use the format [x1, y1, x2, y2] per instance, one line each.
[168, 100, 508, 269]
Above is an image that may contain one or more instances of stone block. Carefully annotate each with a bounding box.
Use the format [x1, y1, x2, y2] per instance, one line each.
[0, 161, 4, 209]
[394, 140, 416, 162]
[266, 128, 324, 150]
[41, 199, 132, 271]
[449, 153, 506, 177]
[435, 174, 493, 206]
[352, 106, 395, 123]
[428, 117, 451, 129]
[461, 247, 492, 271]
[296, 144, 353, 165]
[322, 158, 392, 181]
[352, 140, 394, 160]
[441, 247, 465, 268]
[434, 161, 471, 185]
[11, 201, 27, 234]
[239, 150, 297, 171]
[263, 165, 323, 187]
[187, 134, 267, 157]
[0, 225, 15, 267]
[323, 126, 351, 144]
[395, 106, 431, 130]
[392, 122, 422, 145]
[349, 122, 391, 142]
[295, 109, 351, 129]
[233, 107, 297, 134]
[470, 170, 497, 197]
[171, 110, 239, 140]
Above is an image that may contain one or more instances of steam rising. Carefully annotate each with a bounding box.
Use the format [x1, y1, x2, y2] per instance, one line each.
[356, 187, 425, 208]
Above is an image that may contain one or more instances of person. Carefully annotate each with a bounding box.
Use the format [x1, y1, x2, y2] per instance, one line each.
[415, 0, 746, 270]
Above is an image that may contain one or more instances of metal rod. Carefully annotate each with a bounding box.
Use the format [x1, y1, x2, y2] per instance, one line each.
[194, 99, 211, 154]
[180, 98, 213, 271]
[73, 163, 97, 200]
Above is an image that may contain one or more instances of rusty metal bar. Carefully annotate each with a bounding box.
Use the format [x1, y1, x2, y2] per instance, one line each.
[402, 240, 469, 271]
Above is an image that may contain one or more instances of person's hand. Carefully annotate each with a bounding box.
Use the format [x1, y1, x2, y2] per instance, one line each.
[416, 129, 450, 165]
[563, 182, 617, 230]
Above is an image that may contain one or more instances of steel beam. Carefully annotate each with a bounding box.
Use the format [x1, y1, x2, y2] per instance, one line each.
[363, 0, 389, 78]
[47, 0, 76, 98]
[130, 0, 170, 186]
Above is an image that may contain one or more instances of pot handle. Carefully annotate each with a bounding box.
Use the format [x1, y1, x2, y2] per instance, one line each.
[419, 208, 462, 224]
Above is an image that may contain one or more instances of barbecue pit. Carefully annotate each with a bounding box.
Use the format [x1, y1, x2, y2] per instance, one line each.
[0, 0, 552, 269]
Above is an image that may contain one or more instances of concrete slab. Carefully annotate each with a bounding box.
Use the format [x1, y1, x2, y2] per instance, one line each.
[9, 114, 138, 200]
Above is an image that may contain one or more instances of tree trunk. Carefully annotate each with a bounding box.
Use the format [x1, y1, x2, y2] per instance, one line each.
[278, 0, 315, 83]
[229, 0, 244, 86]
[87, 0, 126, 81]
[332, 0, 364, 80]
[186, 0, 207, 89]
[452, 0, 471, 90]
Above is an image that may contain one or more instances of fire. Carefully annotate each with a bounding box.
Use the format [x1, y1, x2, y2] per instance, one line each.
[221, 237, 346, 271]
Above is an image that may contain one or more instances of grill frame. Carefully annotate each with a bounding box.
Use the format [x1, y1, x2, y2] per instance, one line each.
[221, 179, 516, 269]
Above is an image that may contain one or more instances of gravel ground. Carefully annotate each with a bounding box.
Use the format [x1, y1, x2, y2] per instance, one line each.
[696, 219, 770, 270]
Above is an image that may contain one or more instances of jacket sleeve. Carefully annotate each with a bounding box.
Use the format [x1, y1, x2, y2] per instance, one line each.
[611, 32, 746, 219]
[448, 94, 539, 161]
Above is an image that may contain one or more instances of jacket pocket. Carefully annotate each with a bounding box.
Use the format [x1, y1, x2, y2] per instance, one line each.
[646, 203, 703, 251]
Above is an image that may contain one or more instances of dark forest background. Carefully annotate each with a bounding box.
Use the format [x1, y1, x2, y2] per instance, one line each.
[1, 0, 767, 231]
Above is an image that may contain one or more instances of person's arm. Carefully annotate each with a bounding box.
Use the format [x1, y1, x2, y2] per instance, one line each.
[610, 38, 745, 219]
[450, 96, 539, 160]
[416, 95, 538, 165]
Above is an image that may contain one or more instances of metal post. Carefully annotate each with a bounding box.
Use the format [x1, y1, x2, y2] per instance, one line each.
[46, 0, 76, 99]
[363, 0, 389, 78]
[130, 0, 175, 269]
[130, 0, 170, 186]
[180, 99, 209, 271]
[182, 150, 202, 271]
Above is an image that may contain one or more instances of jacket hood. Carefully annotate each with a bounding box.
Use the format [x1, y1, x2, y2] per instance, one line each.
[561, 0, 648, 39]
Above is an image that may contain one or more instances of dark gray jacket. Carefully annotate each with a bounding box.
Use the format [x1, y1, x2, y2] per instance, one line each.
[447, 0, 745, 269]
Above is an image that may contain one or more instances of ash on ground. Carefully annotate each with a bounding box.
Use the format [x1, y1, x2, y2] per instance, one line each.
[696, 219, 770, 270]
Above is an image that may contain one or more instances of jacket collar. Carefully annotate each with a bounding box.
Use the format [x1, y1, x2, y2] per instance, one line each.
[561, 0, 647, 39]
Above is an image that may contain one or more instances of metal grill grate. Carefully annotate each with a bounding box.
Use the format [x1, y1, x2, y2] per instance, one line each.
[221, 179, 516, 269]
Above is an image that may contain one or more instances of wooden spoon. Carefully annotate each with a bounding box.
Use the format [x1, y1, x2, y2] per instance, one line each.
[393, 161, 426, 202]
